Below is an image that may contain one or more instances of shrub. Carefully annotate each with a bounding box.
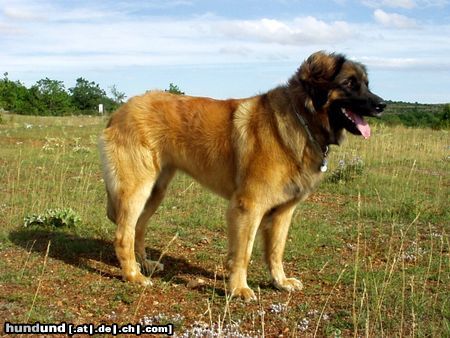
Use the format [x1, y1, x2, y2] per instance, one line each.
[166, 83, 184, 95]
[23, 208, 81, 228]
[327, 157, 365, 183]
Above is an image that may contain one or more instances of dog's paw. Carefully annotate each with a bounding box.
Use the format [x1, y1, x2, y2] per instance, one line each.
[231, 287, 257, 302]
[123, 271, 153, 286]
[139, 259, 164, 276]
[273, 277, 303, 292]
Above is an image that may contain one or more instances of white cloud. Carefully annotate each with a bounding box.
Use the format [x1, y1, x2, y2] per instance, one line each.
[0, 11, 355, 69]
[373, 9, 417, 28]
[382, 0, 416, 8]
[218, 45, 253, 56]
[3, 6, 46, 21]
[362, 0, 416, 8]
[0, 22, 24, 35]
[362, 0, 449, 7]
[0, 1, 55, 22]
[1, 7, 448, 73]
[360, 56, 423, 68]
[112, 0, 194, 11]
[417, 0, 449, 6]
[217, 17, 353, 45]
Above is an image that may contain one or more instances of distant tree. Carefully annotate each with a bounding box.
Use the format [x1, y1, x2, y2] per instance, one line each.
[31, 78, 72, 115]
[0, 73, 35, 114]
[1, 73, 128, 115]
[436, 104, 450, 129]
[109, 85, 126, 104]
[69, 77, 107, 113]
[0, 72, 9, 110]
[166, 83, 184, 95]
[0, 72, 19, 111]
[442, 104, 450, 121]
[15, 85, 41, 115]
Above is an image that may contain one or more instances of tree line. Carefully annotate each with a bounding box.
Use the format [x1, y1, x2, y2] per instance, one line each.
[379, 101, 449, 130]
[0, 73, 125, 116]
[1, 73, 448, 129]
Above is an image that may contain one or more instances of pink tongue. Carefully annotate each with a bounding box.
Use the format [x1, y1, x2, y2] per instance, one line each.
[347, 110, 371, 139]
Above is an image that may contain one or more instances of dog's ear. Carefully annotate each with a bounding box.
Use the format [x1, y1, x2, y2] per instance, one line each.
[294, 51, 346, 111]
[299, 51, 346, 85]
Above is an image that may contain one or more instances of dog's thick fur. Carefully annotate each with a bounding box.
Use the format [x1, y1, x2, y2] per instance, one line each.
[99, 51, 386, 301]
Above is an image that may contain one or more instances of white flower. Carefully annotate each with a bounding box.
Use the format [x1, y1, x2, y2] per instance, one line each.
[269, 303, 287, 314]
[298, 318, 309, 331]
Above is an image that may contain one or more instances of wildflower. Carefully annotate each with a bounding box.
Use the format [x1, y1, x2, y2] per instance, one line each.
[298, 318, 309, 332]
[269, 303, 287, 314]
[307, 309, 319, 317]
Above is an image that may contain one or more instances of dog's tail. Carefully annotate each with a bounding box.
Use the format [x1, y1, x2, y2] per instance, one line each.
[105, 189, 117, 224]
[98, 134, 118, 224]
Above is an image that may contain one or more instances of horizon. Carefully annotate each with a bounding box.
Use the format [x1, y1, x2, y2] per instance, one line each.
[1, 0, 450, 104]
[2, 72, 449, 106]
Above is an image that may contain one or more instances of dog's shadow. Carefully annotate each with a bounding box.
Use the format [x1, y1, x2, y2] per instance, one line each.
[9, 227, 226, 295]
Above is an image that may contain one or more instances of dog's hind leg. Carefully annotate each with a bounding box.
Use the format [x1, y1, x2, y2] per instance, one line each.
[135, 166, 176, 276]
[102, 140, 161, 286]
[113, 175, 156, 286]
[261, 203, 303, 292]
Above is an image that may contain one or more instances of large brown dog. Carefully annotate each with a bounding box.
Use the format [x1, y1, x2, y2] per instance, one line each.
[99, 51, 386, 301]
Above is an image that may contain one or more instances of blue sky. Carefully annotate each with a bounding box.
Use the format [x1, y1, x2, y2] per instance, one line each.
[1, 0, 449, 103]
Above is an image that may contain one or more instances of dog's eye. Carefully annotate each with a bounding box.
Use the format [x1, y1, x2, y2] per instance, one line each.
[343, 76, 359, 91]
[344, 77, 356, 89]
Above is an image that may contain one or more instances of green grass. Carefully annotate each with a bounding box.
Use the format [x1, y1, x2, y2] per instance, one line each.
[0, 114, 448, 336]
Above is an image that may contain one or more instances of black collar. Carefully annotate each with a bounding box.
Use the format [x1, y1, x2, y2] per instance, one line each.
[291, 103, 330, 172]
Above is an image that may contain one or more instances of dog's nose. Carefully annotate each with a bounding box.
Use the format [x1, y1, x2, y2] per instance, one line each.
[376, 101, 387, 113]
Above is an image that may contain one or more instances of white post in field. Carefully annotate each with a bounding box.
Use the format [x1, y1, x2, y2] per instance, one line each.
[98, 103, 104, 115]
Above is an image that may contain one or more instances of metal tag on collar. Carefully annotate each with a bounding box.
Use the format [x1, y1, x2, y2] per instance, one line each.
[320, 159, 328, 172]
[320, 146, 329, 172]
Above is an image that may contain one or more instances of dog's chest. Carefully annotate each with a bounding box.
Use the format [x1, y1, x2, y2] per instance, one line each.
[283, 169, 324, 203]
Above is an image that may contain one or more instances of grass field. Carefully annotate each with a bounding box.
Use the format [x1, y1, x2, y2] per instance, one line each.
[0, 113, 448, 337]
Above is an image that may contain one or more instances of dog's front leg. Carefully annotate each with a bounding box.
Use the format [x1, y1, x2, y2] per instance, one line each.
[226, 194, 263, 302]
[261, 204, 303, 292]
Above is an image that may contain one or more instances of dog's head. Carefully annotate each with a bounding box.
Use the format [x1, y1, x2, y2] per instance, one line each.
[293, 51, 386, 144]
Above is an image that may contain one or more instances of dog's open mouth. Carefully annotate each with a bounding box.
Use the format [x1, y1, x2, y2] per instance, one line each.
[341, 108, 371, 139]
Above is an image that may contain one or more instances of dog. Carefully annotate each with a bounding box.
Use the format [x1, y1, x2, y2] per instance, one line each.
[99, 51, 386, 301]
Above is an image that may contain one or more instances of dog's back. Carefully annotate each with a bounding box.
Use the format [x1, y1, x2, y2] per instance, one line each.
[101, 91, 253, 201]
